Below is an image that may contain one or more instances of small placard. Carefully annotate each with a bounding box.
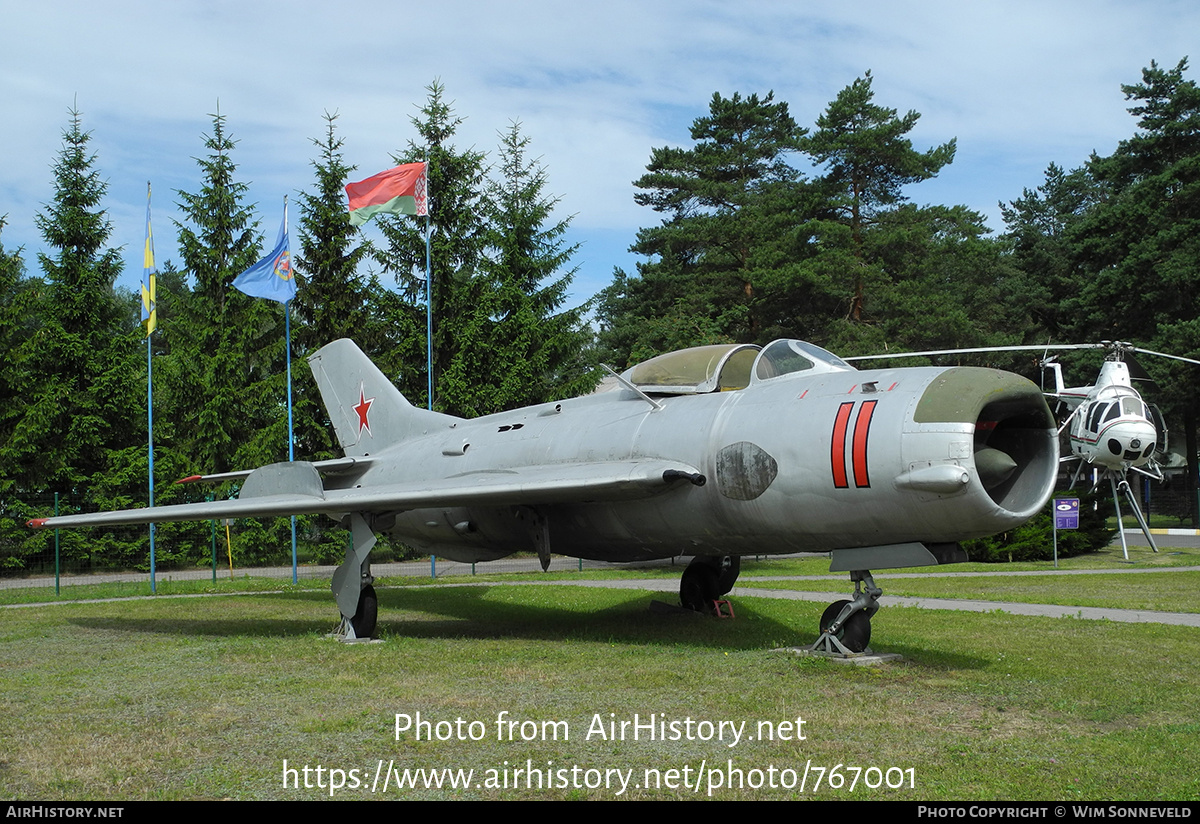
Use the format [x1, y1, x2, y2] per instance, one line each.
[1054, 497, 1080, 530]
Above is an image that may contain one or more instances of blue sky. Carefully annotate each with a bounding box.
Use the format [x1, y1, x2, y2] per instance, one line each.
[2, 0, 1197, 310]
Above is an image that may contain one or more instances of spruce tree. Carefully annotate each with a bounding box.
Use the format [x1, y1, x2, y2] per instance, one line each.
[14, 108, 139, 493]
[169, 109, 281, 475]
[0, 218, 34, 490]
[293, 112, 380, 463]
[294, 112, 377, 356]
[375, 81, 490, 415]
[471, 120, 596, 411]
[2, 109, 143, 569]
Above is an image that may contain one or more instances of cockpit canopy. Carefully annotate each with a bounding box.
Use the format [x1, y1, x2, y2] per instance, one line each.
[1083, 387, 1152, 433]
[625, 339, 856, 395]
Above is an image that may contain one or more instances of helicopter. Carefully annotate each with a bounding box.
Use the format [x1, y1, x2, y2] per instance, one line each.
[847, 341, 1200, 558]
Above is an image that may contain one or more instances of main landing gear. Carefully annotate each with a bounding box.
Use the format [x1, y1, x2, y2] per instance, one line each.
[810, 570, 882, 655]
[333, 513, 380, 640]
[680, 555, 740, 614]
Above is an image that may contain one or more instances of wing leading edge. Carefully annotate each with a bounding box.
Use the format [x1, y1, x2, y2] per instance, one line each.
[27, 459, 706, 530]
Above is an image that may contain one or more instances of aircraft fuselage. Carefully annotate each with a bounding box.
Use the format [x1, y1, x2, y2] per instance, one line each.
[338, 363, 1057, 564]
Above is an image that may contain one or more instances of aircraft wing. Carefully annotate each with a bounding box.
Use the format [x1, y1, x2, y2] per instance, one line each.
[28, 459, 705, 530]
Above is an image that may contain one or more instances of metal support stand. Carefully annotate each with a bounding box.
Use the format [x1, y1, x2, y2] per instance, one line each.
[1117, 476, 1159, 554]
[808, 570, 881, 656]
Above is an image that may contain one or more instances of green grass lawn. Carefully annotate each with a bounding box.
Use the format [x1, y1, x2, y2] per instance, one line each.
[2, 570, 1198, 800]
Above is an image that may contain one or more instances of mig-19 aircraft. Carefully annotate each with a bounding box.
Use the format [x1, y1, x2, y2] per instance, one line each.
[30, 338, 1059, 654]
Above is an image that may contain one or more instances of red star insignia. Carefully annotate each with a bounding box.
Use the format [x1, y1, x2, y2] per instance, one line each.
[353, 383, 375, 437]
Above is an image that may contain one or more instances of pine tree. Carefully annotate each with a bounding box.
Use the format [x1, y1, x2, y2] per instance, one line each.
[1072, 59, 1200, 518]
[597, 91, 812, 364]
[999, 162, 1103, 342]
[801, 72, 956, 322]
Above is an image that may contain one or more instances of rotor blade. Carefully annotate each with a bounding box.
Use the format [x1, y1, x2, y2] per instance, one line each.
[842, 344, 1102, 362]
[1127, 346, 1200, 366]
[1123, 353, 1156, 383]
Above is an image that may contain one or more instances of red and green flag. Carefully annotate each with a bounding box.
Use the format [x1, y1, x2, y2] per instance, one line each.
[345, 161, 428, 226]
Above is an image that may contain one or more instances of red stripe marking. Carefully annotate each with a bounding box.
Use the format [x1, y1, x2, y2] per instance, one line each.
[831, 402, 854, 488]
[852, 400, 878, 488]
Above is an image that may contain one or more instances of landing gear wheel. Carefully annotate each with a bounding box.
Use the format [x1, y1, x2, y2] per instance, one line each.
[716, 556, 741, 596]
[819, 599, 871, 653]
[680, 563, 720, 613]
[351, 585, 378, 639]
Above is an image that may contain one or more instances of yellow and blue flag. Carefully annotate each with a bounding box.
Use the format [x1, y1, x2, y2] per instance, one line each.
[234, 201, 296, 303]
[141, 183, 157, 336]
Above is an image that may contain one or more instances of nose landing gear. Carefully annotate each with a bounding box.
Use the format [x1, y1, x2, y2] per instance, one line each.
[810, 570, 881, 655]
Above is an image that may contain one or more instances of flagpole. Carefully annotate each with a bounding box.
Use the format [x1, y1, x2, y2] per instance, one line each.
[284, 196, 298, 585]
[425, 210, 433, 412]
[144, 182, 157, 595]
[231, 195, 297, 584]
[288, 295, 297, 585]
[427, 154, 436, 412]
[147, 305, 156, 594]
[148, 314, 156, 593]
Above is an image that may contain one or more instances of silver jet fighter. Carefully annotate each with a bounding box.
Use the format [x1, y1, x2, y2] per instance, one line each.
[30, 338, 1059, 652]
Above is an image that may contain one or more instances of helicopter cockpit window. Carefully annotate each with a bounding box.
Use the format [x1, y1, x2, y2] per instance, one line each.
[1087, 403, 1105, 432]
[1120, 398, 1147, 418]
[1103, 402, 1121, 424]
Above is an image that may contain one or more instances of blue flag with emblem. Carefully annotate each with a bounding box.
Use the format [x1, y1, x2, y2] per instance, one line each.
[233, 203, 295, 303]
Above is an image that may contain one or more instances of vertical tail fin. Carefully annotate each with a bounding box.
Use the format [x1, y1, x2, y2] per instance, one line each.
[307, 339, 460, 456]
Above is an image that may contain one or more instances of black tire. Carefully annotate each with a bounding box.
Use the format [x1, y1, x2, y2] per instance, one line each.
[716, 556, 741, 595]
[680, 563, 720, 612]
[819, 599, 871, 653]
[351, 585, 378, 639]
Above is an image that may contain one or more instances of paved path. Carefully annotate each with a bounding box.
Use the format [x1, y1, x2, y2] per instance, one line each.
[729, 585, 1200, 627]
[421, 577, 1200, 628]
[9, 568, 1198, 628]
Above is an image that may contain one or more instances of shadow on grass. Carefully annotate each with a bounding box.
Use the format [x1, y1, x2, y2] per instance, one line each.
[62, 583, 996, 669]
[67, 614, 335, 638]
[64, 584, 822, 651]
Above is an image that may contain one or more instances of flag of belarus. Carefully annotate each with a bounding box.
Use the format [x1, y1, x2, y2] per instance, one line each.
[345, 161, 428, 226]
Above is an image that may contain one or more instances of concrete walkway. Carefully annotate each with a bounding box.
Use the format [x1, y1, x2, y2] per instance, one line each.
[9, 568, 1198, 629]
[422, 576, 1200, 628]
[729, 585, 1200, 627]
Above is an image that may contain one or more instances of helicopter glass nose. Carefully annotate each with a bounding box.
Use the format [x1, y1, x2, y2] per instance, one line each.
[1103, 420, 1157, 463]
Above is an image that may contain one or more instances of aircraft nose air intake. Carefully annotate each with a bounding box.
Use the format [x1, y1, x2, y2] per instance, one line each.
[915, 368, 1059, 518]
